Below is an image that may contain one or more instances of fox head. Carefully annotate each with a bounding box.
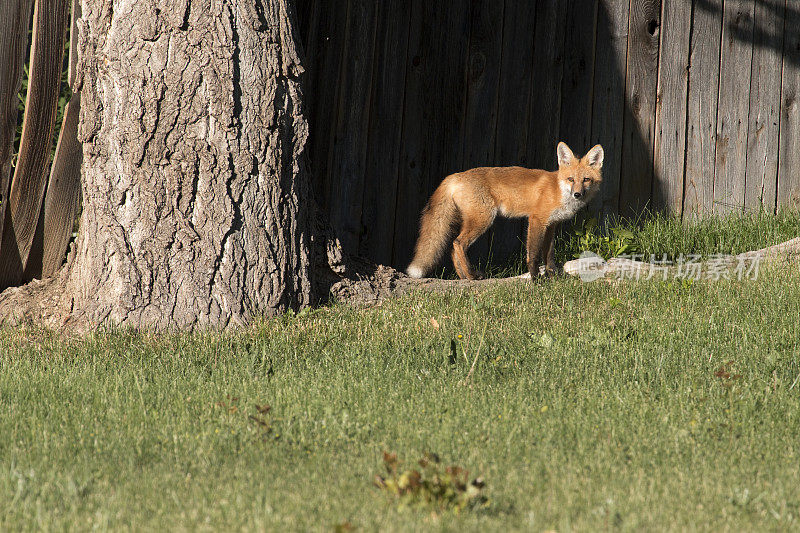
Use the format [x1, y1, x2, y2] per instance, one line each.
[556, 142, 604, 201]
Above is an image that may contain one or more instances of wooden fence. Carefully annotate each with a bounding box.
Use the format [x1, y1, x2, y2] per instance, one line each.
[0, 0, 81, 289]
[297, 0, 800, 269]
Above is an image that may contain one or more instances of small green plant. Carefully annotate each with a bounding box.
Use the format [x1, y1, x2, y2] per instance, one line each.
[565, 217, 638, 260]
[373, 452, 487, 513]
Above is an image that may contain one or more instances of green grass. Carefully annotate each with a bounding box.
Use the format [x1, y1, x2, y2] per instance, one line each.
[614, 210, 800, 259]
[479, 209, 800, 277]
[2, 258, 800, 530]
[563, 209, 800, 262]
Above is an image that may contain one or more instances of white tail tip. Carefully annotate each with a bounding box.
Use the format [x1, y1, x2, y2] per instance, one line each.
[406, 264, 424, 279]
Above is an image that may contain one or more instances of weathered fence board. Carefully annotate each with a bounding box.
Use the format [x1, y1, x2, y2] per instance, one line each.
[359, 0, 411, 265]
[0, 0, 34, 265]
[653, 0, 691, 213]
[559, 0, 598, 152]
[713, 0, 755, 215]
[39, 0, 82, 278]
[744, 0, 784, 212]
[590, 0, 630, 219]
[777, 2, 800, 209]
[684, 0, 724, 218]
[327, 0, 377, 255]
[619, 0, 662, 216]
[494, 1, 537, 168]
[527, 1, 568, 172]
[303, 0, 348, 213]
[462, 0, 504, 169]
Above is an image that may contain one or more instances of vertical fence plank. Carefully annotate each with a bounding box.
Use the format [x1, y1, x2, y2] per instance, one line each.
[394, 1, 470, 269]
[684, 0, 724, 218]
[462, 0, 504, 168]
[777, 1, 800, 209]
[590, 0, 630, 219]
[744, 0, 784, 212]
[303, 0, 347, 212]
[653, 0, 691, 215]
[359, 0, 411, 265]
[527, 2, 568, 171]
[558, 0, 598, 236]
[0, 0, 69, 289]
[559, 0, 598, 152]
[713, 0, 755, 215]
[492, 0, 537, 260]
[327, 0, 377, 255]
[0, 0, 34, 261]
[462, 0, 505, 266]
[294, 0, 314, 42]
[494, 2, 536, 168]
[37, 0, 82, 278]
[37, 94, 81, 279]
[619, 0, 662, 217]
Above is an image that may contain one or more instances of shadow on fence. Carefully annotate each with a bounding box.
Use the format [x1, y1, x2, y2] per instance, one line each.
[298, 0, 658, 272]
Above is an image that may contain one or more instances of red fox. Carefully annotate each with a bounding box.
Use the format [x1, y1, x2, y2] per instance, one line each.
[406, 142, 603, 280]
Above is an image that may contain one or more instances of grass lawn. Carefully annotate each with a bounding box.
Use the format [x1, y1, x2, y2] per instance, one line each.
[2, 214, 800, 531]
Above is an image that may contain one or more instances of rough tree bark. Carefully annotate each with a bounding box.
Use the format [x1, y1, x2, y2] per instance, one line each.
[0, 0, 329, 329]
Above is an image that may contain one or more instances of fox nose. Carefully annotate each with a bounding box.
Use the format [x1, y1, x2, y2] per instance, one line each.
[573, 191, 582, 199]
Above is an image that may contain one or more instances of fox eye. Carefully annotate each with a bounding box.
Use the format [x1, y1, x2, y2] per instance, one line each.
[583, 178, 590, 183]
[567, 177, 574, 183]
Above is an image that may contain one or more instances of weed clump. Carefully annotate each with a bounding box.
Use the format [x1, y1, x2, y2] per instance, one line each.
[373, 452, 487, 513]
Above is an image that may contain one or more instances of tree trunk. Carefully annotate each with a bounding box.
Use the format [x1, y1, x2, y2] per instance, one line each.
[0, 0, 317, 329]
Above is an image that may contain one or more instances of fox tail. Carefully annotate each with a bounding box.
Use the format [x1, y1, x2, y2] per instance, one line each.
[406, 187, 459, 278]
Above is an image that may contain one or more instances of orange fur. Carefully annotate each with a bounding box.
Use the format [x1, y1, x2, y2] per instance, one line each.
[407, 142, 604, 280]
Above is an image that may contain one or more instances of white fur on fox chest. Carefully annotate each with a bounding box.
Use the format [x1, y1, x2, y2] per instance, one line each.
[547, 181, 589, 224]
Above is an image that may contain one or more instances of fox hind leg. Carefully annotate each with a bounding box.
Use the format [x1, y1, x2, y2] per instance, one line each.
[451, 214, 494, 280]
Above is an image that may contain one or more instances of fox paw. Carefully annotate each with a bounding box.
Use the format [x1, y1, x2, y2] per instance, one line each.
[541, 266, 561, 278]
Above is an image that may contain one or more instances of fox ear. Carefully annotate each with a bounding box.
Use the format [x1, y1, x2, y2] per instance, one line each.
[557, 142, 575, 167]
[584, 144, 604, 169]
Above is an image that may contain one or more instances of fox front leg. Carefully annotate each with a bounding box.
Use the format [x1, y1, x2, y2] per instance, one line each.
[541, 224, 558, 276]
[526, 217, 546, 279]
